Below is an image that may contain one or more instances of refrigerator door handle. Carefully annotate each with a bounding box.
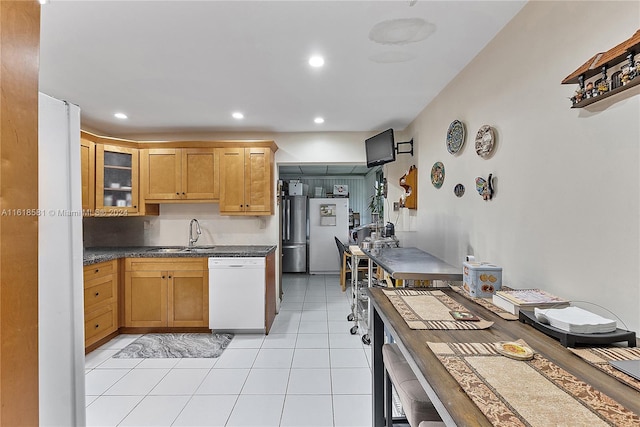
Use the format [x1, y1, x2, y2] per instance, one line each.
[286, 199, 291, 240]
[282, 199, 286, 241]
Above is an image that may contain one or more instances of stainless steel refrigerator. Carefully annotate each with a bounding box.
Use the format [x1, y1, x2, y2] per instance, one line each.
[282, 195, 308, 273]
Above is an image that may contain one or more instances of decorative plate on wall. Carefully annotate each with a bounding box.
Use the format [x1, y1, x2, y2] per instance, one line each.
[454, 183, 465, 197]
[446, 120, 465, 154]
[475, 125, 495, 158]
[431, 162, 445, 188]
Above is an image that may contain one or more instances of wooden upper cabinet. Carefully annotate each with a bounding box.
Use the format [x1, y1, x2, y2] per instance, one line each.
[141, 148, 218, 202]
[220, 147, 273, 215]
[80, 138, 95, 212]
[219, 148, 246, 213]
[182, 148, 219, 200]
[140, 148, 181, 200]
[95, 144, 140, 215]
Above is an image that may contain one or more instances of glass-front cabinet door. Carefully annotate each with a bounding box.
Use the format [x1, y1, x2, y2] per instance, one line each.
[95, 144, 139, 216]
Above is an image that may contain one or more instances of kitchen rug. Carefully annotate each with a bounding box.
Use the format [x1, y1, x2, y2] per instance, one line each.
[569, 346, 640, 392]
[112, 333, 233, 358]
[448, 284, 519, 320]
[427, 340, 640, 427]
[382, 289, 493, 330]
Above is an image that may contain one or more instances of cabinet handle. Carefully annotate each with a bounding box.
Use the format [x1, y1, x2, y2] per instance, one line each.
[95, 292, 99, 297]
[134, 205, 137, 209]
[95, 269, 99, 273]
[162, 275, 166, 279]
[176, 192, 180, 195]
[95, 324, 99, 329]
[168, 275, 172, 279]
[182, 192, 185, 195]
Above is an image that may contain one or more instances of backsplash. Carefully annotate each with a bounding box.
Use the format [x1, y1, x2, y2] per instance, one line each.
[83, 216, 146, 247]
[83, 203, 276, 247]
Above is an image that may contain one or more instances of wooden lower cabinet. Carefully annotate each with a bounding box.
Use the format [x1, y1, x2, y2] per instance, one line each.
[124, 258, 208, 328]
[169, 270, 209, 327]
[84, 260, 118, 348]
[125, 270, 168, 327]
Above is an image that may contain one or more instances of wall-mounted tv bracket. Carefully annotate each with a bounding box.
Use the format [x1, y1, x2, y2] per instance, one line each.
[395, 139, 414, 157]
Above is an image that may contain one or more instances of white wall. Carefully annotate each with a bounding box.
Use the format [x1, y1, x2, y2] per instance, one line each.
[407, 1, 640, 332]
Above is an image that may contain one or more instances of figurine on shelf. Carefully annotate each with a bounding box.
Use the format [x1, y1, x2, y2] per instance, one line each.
[621, 67, 632, 85]
[585, 82, 594, 98]
[573, 86, 585, 103]
[597, 80, 609, 95]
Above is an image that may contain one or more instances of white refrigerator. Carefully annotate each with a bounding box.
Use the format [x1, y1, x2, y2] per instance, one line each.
[308, 198, 349, 274]
[38, 93, 86, 426]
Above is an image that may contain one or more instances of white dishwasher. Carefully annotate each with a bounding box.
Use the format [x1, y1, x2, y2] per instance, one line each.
[209, 257, 266, 333]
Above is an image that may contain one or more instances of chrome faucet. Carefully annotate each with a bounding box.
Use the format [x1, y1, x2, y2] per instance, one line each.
[188, 218, 201, 247]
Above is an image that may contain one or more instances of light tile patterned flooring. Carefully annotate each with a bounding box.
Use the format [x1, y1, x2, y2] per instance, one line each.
[85, 274, 372, 426]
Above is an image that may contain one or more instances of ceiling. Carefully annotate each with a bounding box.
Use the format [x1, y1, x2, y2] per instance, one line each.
[39, 1, 526, 137]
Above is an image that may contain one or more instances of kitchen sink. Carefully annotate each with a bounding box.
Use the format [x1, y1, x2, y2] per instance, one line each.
[146, 247, 184, 253]
[181, 247, 216, 253]
[146, 246, 217, 254]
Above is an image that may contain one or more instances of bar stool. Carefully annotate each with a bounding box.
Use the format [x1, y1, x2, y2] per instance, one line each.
[383, 343, 445, 427]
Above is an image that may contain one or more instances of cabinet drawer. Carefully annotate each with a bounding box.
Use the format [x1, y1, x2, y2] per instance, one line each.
[85, 303, 117, 346]
[125, 257, 207, 272]
[84, 275, 116, 310]
[84, 260, 116, 282]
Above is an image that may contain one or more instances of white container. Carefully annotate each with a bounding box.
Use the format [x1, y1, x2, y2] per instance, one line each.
[462, 262, 502, 298]
[333, 184, 348, 196]
[289, 181, 307, 196]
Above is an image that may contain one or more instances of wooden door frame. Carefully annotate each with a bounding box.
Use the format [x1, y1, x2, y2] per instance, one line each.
[0, 2, 41, 425]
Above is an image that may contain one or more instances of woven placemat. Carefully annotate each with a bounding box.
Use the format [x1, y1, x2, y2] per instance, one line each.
[382, 289, 493, 330]
[449, 284, 518, 320]
[427, 340, 640, 427]
[569, 347, 640, 392]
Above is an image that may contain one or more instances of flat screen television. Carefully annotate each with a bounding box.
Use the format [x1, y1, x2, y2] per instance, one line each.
[365, 128, 396, 167]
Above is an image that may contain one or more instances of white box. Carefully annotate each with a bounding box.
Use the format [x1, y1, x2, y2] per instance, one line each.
[462, 262, 502, 298]
[333, 184, 348, 196]
[289, 181, 307, 195]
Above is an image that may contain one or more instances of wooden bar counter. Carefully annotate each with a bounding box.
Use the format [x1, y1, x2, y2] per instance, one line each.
[368, 287, 640, 426]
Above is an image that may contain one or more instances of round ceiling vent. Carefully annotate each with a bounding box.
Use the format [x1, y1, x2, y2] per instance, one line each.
[369, 18, 436, 45]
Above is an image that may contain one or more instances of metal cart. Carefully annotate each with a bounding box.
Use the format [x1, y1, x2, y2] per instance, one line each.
[346, 239, 399, 345]
[347, 245, 371, 345]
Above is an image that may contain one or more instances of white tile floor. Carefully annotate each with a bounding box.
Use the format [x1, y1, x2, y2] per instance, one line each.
[85, 274, 372, 427]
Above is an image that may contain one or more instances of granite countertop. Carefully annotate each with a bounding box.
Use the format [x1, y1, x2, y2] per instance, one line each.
[84, 245, 277, 266]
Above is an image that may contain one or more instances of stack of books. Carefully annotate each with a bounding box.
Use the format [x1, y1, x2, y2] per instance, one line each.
[492, 289, 570, 315]
[534, 306, 617, 334]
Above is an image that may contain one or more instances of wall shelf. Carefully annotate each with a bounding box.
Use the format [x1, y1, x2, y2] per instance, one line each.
[399, 165, 417, 210]
[562, 29, 640, 108]
[570, 77, 640, 108]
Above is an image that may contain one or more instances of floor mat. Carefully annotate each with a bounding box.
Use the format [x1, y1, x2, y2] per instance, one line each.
[112, 333, 233, 358]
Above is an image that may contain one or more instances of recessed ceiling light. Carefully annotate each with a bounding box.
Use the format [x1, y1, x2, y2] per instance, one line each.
[39, 0, 48, 4]
[314, 117, 325, 124]
[232, 112, 244, 119]
[308, 56, 325, 68]
[114, 112, 128, 119]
